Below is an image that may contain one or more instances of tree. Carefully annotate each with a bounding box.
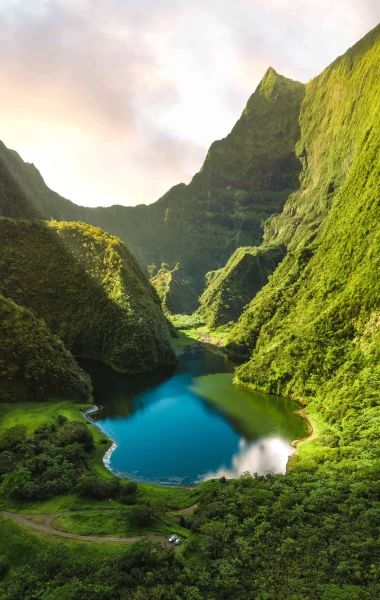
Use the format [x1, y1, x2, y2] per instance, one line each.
[1, 468, 31, 499]
[0, 425, 27, 450]
[57, 421, 94, 451]
[129, 503, 161, 527]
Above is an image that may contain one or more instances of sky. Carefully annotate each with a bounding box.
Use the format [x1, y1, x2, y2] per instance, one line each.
[0, 1, 379, 208]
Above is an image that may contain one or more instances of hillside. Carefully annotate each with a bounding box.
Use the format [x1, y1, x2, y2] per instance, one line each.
[0, 71, 305, 291]
[151, 263, 199, 315]
[2, 23, 380, 600]
[0, 218, 175, 375]
[227, 24, 380, 432]
[0, 294, 92, 403]
[198, 244, 285, 327]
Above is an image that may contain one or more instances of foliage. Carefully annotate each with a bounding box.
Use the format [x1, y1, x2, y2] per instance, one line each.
[0, 294, 92, 403]
[151, 263, 199, 315]
[0, 70, 305, 295]
[1, 23, 380, 600]
[229, 24, 380, 407]
[170, 313, 205, 330]
[0, 420, 96, 501]
[128, 501, 162, 527]
[198, 243, 285, 327]
[0, 218, 175, 379]
[76, 474, 121, 499]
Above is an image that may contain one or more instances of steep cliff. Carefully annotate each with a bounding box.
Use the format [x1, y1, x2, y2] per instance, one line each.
[0, 293, 92, 403]
[151, 263, 199, 315]
[227, 25, 380, 445]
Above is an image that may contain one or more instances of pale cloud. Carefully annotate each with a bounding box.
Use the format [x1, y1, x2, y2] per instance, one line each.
[0, 0, 378, 207]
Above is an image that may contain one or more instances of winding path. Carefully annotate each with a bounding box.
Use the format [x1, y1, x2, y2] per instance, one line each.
[0, 510, 170, 545]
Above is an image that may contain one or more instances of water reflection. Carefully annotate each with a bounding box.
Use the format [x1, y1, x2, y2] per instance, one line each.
[80, 347, 308, 485]
[196, 437, 294, 483]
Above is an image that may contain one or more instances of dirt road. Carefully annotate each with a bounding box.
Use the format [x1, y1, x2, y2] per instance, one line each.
[0, 510, 170, 545]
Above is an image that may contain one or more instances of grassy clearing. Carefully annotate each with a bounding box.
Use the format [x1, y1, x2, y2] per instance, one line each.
[137, 482, 197, 508]
[173, 327, 231, 350]
[171, 330, 198, 349]
[53, 509, 190, 539]
[0, 515, 127, 576]
[0, 399, 92, 435]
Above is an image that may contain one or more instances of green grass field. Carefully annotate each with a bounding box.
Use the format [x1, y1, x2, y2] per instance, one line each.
[0, 515, 128, 572]
[172, 327, 231, 350]
[53, 508, 190, 538]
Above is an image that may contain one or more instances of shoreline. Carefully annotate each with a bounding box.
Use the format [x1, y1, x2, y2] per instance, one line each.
[232, 377, 317, 457]
[83, 405, 120, 477]
[290, 409, 315, 449]
[84, 369, 316, 488]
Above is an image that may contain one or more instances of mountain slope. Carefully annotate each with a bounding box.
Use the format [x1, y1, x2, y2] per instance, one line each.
[151, 263, 199, 315]
[0, 70, 305, 291]
[0, 293, 92, 403]
[198, 244, 285, 327]
[0, 218, 175, 374]
[227, 24, 380, 437]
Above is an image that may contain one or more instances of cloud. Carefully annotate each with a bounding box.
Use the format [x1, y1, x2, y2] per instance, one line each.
[0, 0, 378, 206]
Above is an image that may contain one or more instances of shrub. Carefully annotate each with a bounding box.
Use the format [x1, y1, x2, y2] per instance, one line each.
[0, 425, 27, 450]
[57, 414, 68, 426]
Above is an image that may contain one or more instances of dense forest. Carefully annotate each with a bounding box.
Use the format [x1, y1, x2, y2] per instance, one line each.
[0, 22, 380, 600]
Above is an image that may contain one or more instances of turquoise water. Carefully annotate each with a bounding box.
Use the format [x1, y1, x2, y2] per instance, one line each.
[81, 347, 308, 485]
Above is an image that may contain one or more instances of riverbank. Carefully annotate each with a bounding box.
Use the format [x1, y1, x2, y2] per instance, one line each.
[290, 409, 316, 449]
[232, 377, 318, 462]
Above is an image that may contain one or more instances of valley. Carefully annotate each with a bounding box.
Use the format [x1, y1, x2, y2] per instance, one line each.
[0, 22, 380, 600]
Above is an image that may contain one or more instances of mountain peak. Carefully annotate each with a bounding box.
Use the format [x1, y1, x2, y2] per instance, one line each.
[258, 66, 303, 101]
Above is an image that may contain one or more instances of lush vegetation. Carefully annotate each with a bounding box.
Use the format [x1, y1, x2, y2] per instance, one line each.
[0, 418, 100, 502]
[1, 23, 380, 600]
[0, 70, 305, 295]
[0, 218, 175, 379]
[198, 243, 285, 327]
[151, 263, 199, 315]
[230, 24, 380, 406]
[0, 295, 91, 403]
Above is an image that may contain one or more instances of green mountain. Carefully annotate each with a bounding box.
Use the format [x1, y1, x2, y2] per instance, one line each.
[151, 263, 199, 315]
[0, 71, 305, 292]
[0, 218, 175, 383]
[198, 243, 285, 327]
[227, 24, 380, 433]
[0, 293, 92, 403]
[2, 23, 380, 600]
